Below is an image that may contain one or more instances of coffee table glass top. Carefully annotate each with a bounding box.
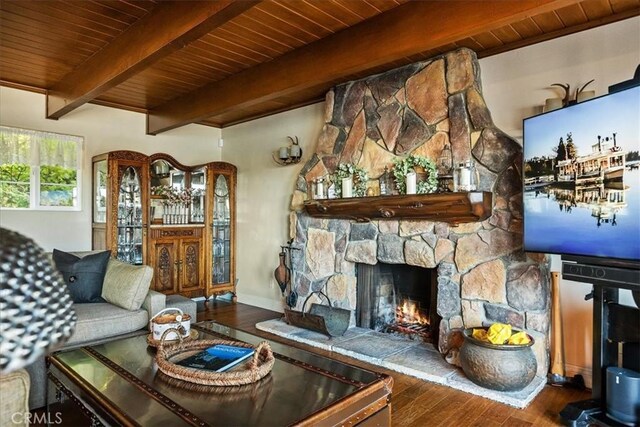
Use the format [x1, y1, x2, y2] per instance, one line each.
[49, 321, 389, 426]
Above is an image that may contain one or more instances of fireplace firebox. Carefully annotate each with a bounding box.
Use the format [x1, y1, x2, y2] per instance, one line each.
[356, 263, 440, 347]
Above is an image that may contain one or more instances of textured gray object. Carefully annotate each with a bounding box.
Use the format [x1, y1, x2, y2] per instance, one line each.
[0, 228, 77, 374]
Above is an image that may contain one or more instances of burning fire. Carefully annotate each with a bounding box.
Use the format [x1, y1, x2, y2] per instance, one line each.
[396, 299, 429, 325]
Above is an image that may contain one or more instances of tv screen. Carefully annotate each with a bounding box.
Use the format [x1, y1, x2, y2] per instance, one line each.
[523, 85, 640, 263]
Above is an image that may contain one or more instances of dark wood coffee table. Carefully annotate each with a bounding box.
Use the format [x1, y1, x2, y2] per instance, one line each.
[47, 321, 393, 426]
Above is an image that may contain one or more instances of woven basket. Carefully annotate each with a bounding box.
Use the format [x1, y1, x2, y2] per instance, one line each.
[155, 328, 275, 386]
[147, 329, 199, 348]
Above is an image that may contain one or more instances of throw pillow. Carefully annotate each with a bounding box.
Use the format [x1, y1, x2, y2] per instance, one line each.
[101, 259, 153, 311]
[52, 250, 111, 303]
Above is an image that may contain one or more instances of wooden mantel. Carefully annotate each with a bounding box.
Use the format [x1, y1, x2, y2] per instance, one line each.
[303, 192, 492, 223]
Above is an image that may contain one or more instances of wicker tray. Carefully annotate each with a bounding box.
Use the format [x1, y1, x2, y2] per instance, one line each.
[147, 329, 199, 348]
[155, 328, 275, 386]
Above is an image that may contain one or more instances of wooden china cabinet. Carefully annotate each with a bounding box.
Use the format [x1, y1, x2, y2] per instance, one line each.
[92, 151, 236, 300]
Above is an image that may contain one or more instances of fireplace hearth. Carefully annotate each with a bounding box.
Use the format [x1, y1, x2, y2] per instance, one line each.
[356, 263, 440, 346]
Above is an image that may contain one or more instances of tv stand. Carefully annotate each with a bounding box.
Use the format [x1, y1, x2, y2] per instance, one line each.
[560, 260, 640, 426]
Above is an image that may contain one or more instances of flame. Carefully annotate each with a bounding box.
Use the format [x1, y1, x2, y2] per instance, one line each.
[396, 299, 429, 325]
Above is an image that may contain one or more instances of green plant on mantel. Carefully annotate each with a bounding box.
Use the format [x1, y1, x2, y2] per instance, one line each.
[333, 163, 369, 197]
[392, 155, 438, 194]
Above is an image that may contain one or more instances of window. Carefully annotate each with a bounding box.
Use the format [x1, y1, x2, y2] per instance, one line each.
[0, 126, 83, 210]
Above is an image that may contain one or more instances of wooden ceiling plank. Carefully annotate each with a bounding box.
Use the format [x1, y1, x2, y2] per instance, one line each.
[216, 24, 292, 56]
[326, 0, 368, 24]
[365, 0, 409, 12]
[471, 32, 504, 50]
[249, 7, 321, 43]
[0, 17, 104, 55]
[181, 38, 264, 68]
[46, 0, 260, 120]
[0, 36, 90, 63]
[510, 18, 545, 38]
[555, 3, 589, 26]
[230, 15, 304, 50]
[532, 11, 567, 32]
[1, 11, 109, 47]
[490, 25, 523, 44]
[207, 33, 277, 62]
[153, 56, 233, 81]
[580, 0, 614, 19]
[59, 0, 141, 28]
[278, 0, 348, 33]
[160, 45, 245, 75]
[6, 1, 127, 37]
[0, 52, 71, 74]
[263, 2, 334, 37]
[478, 6, 640, 57]
[198, 32, 271, 63]
[148, 0, 583, 134]
[0, 24, 98, 57]
[610, 0, 640, 13]
[336, 0, 380, 18]
[96, 0, 157, 19]
[455, 38, 485, 52]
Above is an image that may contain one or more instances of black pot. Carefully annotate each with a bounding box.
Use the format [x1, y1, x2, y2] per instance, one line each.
[459, 328, 537, 392]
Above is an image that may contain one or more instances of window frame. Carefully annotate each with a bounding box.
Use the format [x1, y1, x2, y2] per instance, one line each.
[0, 126, 84, 211]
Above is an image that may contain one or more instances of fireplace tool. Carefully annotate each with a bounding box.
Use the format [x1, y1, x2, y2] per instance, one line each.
[284, 290, 350, 337]
[274, 240, 300, 308]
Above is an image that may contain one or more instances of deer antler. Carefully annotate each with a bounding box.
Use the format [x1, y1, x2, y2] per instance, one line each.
[577, 79, 595, 94]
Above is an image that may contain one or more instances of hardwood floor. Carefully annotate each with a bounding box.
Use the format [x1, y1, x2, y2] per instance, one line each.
[198, 300, 591, 427]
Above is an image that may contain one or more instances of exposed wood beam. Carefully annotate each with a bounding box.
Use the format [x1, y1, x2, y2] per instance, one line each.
[147, 0, 583, 134]
[46, 0, 260, 120]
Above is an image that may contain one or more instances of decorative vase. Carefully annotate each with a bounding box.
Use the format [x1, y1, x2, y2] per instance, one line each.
[459, 328, 537, 391]
[274, 251, 289, 294]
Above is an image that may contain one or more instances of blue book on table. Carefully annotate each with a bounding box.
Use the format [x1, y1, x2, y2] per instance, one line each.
[177, 344, 254, 372]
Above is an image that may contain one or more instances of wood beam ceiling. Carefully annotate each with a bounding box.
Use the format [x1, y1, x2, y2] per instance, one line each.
[46, 0, 260, 120]
[146, 0, 584, 135]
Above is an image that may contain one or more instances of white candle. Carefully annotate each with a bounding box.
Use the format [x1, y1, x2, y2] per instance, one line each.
[459, 166, 471, 189]
[406, 172, 416, 194]
[544, 98, 563, 112]
[342, 177, 353, 198]
[316, 179, 324, 199]
[577, 90, 595, 103]
[289, 144, 301, 158]
[278, 146, 289, 160]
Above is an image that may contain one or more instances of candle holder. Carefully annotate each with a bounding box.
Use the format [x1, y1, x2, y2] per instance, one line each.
[273, 136, 303, 166]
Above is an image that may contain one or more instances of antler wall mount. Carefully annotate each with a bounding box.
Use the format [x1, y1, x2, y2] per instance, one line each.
[544, 80, 595, 112]
[273, 136, 303, 166]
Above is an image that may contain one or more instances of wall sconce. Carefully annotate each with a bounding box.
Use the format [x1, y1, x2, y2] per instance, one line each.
[273, 136, 302, 166]
[544, 80, 595, 112]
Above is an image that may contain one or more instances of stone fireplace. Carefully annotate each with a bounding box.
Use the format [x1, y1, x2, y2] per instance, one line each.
[287, 48, 550, 377]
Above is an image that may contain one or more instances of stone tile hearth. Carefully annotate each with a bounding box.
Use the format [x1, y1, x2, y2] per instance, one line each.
[256, 319, 546, 409]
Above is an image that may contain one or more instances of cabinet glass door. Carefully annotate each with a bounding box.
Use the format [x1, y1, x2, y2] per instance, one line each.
[190, 167, 206, 223]
[93, 160, 107, 223]
[212, 174, 231, 284]
[117, 166, 143, 265]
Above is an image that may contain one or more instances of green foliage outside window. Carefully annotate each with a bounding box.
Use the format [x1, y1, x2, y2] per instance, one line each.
[0, 126, 81, 209]
[0, 163, 30, 208]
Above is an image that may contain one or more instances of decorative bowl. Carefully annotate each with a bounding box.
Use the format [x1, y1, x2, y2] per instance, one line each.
[459, 327, 537, 392]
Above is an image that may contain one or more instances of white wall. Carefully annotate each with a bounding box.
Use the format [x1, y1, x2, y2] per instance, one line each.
[0, 87, 221, 250]
[222, 104, 325, 311]
[480, 17, 640, 385]
[222, 17, 640, 383]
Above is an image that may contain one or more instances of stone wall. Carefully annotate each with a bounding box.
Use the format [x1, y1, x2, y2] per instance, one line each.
[288, 48, 550, 376]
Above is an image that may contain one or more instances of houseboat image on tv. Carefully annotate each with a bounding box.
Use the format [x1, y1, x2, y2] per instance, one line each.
[545, 184, 627, 226]
[556, 134, 626, 184]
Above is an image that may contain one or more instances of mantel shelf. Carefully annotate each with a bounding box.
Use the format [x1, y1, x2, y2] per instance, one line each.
[303, 192, 492, 224]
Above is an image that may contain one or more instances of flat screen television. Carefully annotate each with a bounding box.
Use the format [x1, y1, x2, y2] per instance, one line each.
[522, 84, 640, 269]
